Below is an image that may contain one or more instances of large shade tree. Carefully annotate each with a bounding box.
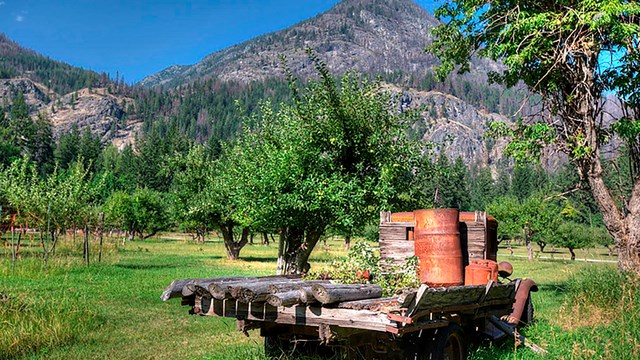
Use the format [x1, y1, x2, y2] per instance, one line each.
[428, 0, 640, 272]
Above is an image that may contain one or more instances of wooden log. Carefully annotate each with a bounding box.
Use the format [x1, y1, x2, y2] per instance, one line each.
[337, 296, 399, 311]
[267, 280, 332, 294]
[161, 279, 199, 301]
[182, 276, 247, 297]
[311, 284, 383, 305]
[266, 290, 301, 307]
[208, 275, 302, 300]
[298, 286, 318, 304]
[235, 279, 311, 303]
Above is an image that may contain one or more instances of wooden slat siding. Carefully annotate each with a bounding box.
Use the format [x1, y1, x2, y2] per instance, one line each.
[379, 241, 414, 257]
[412, 283, 516, 312]
[260, 305, 393, 332]
[207, 301, 393, 332]
[379, 226, 410, 240]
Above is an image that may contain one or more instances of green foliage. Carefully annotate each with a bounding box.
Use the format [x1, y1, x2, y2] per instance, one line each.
[221, 55, 423, 271]
[486, 121, 555, 166]
[103, 188, 170, 239]
[553, 222, 596, 258]
[307, 241, 419, 297]
[0, 155, 97, 230]
[486, 195, 523, 240]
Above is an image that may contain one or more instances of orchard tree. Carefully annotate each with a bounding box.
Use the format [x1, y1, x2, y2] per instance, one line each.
[487, 194, 561, 259]
[429, 0, 640, 272]
[554, 222, 594, 261]
[170, 144, 250, 259]
[226, 54, 421, 274]
[104, 188, 170, 240]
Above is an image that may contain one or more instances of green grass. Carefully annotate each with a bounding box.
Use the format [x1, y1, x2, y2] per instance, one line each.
[0, 234, 637, 359]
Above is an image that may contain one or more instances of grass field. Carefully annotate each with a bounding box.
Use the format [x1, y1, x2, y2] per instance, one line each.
[0, 234, 638, 359]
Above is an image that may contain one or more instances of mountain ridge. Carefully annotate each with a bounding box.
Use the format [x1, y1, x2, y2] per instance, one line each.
[140, 0, 458, 88]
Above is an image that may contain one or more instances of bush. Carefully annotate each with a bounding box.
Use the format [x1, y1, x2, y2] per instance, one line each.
[306, 241, 419, 296]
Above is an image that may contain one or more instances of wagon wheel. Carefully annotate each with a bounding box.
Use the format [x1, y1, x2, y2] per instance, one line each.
[265, 334, 336, 359]
[417, 323, 467, 360]
[518, 295, 535, 328]
[264, 334, 289, 359]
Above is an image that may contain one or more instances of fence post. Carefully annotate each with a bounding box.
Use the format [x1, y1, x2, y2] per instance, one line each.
[84, 224, 90, 267]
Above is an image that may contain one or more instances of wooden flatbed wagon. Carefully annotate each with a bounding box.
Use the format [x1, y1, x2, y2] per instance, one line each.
[162, 275, 534, 359]
[162, 210, 542, 359]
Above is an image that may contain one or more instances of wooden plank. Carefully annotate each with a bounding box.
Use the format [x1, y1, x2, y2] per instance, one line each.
[243, 305, 393, 332]
[337, 296, 399, 311]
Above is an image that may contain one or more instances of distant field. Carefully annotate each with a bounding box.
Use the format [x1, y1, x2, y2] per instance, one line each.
[0, 234, 636, 359]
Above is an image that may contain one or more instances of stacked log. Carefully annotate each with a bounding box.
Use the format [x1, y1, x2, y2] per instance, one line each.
[266, 291, 301, 307]
[208, 275, 302, 300]
[164, 276, 387, 309]
[298, 286, 317, 304]
[311, 284, 383, 305]
[337, 296, 399, 311]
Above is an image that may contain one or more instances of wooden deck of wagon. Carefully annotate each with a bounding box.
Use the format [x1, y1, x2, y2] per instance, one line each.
[173, 277, 518, 337]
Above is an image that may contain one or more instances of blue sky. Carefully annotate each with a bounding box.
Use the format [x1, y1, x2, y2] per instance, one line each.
[0, 1, 440, 83]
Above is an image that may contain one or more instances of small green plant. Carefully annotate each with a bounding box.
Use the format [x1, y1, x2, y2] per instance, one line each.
[306, 241, 420, 296]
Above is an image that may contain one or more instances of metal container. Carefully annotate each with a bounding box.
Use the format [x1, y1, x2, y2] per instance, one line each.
[464, 260, 499, 286]
[390, 212, 415, 223]
[414, 208, 463, 287]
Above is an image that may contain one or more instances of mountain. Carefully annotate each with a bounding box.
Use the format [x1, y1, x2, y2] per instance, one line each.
[141, 0, 497, 88]
[140, 0, 516, 166]
[1, 0, 523, 167]
[0, 35, 140, 148]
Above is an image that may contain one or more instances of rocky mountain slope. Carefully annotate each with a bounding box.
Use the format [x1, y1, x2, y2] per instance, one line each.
[137, 0, 514, 166]
[0, 78, 140, 149]
[1, 0, 519, 166]
[141, 0, 497, 88]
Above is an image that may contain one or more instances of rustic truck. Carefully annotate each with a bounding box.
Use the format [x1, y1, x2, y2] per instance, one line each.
[162, 209, 542, 359]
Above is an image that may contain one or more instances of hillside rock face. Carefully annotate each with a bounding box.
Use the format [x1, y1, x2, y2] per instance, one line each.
[0, 79, 50, 112]
[141, 0, 494, 87]
[0, 78, 140, 149]
[47, 88, 141, 149]
[386, 84, 508, 165]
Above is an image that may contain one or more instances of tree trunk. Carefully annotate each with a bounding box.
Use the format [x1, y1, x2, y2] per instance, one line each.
[262, 232, 269, 246]
[276, 227, 324, 275]
[586, 157, 640, 273]
[220, 222, 249, 260]
[569, 248, 576, 261]
[344, 235, 351, 251]
[537, 242, 546, 253]
[525, 229, 533, 261]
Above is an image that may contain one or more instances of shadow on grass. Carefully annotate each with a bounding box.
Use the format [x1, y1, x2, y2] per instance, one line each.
[115, 263, 181, 270]
[537, 282, 568, 295]
[240, 256, 278, 263]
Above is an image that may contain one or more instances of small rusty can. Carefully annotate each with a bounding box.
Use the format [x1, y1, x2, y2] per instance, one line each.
[414, 208, 463, 287]
[464, 260, 499, 286]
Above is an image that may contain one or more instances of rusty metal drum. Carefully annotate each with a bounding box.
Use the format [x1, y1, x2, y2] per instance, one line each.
[390, 212, 415, 223]
[414, 208, 463, 287]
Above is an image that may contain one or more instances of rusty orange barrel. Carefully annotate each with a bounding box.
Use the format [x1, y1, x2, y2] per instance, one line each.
[464, 260, 499, 286]
[390, 212, 415, 223]
[414, 208, 463, 287]
[459, 211, 478, 222]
